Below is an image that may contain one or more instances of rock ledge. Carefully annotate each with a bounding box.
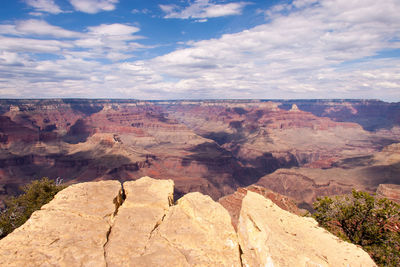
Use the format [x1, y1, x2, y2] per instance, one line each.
[0, 177, 376, 266]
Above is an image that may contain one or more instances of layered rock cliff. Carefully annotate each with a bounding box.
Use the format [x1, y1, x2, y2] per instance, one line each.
[0, 99, 399, 216]
[0, 177, 376, 266]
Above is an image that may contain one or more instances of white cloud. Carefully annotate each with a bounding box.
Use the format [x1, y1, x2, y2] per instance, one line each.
[136, 0, 399, 100]
[87, 24, 139, 37]
[75, 23, 145, 61]
[0, 51, 26, 66]
[0, 19, 147, 97]
[132, 8, 151, 15]
[159, 5, 177, 14]
[0, 0, 400, 100]
[160, 0, 249, 19]
[13, 20, 80, 38]
[25, 0, 62, 14]
[68, 0, 119, 14]
[0, 36, 71, 53]
[0, 20, 82, 40]
[0, 20, 144, 62]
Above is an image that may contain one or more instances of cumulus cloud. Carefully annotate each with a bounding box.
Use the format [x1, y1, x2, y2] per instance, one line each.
[160, 0, 249, 20]
[0, 20, 146, 98]
[87, 24, 139, 37]
[0, 20, 81, 38]
[68, 0, 119, 14]
[148, 0, 400, 99]
[1, 0, 400, 100]
[0, 36, 72, 53]
[0, 19, 143, 61]
[25, 0, 62, 14]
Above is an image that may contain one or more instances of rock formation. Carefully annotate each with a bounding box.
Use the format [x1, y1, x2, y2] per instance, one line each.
[0, 177, 376, 266]
[256, 140, 400, 211]
[238, 191, 375, 267]
[0, 180, 122, 266]
[219, 185, 304, 230]
[376, 184, 400, 203]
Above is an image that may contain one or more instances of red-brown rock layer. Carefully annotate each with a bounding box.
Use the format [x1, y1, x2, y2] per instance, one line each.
[0, 99, 399, 208]
[376, 184, 400, 203]
[219, 185, 303, 230]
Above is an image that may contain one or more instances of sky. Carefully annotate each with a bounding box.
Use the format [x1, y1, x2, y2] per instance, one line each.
[0, 0, 399, 101]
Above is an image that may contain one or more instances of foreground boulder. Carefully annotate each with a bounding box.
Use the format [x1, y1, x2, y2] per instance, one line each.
[0, 177, 376, 266]
[133, 192, 240, 267]
[238, 191, 376, 267]
[105, 177, 175, 266]
[0, 180, 122, 267]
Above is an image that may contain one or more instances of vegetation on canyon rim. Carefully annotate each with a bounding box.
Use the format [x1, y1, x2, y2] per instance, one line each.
[0, 178, 65, 239]
[313, 190, 400, 266]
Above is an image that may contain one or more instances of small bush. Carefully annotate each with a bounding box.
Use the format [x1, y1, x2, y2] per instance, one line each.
[313, 190, 400, 266]
[0, 177, 66, 239]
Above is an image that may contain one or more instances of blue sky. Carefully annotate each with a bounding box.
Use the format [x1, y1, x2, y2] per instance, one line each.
[0, 0, 399, 101]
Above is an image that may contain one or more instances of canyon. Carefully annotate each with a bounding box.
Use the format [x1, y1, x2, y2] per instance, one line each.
[0, 99, 399, 210]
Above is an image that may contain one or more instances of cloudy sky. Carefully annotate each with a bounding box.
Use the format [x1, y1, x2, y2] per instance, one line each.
[0, 0, 399, 101]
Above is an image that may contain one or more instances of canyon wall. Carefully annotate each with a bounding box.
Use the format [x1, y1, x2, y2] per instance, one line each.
[0, 99, 399, 208]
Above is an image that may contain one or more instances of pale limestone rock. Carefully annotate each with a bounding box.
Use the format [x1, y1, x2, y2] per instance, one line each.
[237, 191, 376, 267]
[290, 103, 299, 112]
[105, 176, 174, 267]
[0, 178, 377, 267]
[136, 192, 241, 267]
[0, 180, 122, 267]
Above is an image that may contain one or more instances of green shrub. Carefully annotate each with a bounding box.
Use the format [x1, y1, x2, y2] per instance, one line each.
[313, 190, 400, 266]
[0, 177, 66, 239]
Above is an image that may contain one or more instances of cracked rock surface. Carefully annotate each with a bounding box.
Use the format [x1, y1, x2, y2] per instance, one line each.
[134, 192, 241, 267]
[0, 180, 121, 267]
[0, 177, 376, 267]
[105, 176, 174, 266]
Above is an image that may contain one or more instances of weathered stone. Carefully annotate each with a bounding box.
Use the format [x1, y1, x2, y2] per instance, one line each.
[137, 192, 241, 267]
[237, 191, 376, 267]
[105, 176, 174, 267]
[0, 178, 377, 267]
[0, 180, 122, 267]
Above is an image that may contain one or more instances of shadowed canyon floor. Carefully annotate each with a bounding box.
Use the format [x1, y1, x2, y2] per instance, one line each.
[0, 177, 376, 266]
[0, 99, 399, 209]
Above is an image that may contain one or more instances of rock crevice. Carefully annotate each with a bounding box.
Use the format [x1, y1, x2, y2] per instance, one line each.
[103, 182, 126, 266]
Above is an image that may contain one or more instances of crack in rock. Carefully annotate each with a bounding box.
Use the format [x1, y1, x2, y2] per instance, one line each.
[140, 213, 167, 256]
[149, 214, 166, 237]
[103, 182, 126, 266]
[140, 192, 174, 257]
[247, 214, 262, 232]
[238, 243, 245, 267]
